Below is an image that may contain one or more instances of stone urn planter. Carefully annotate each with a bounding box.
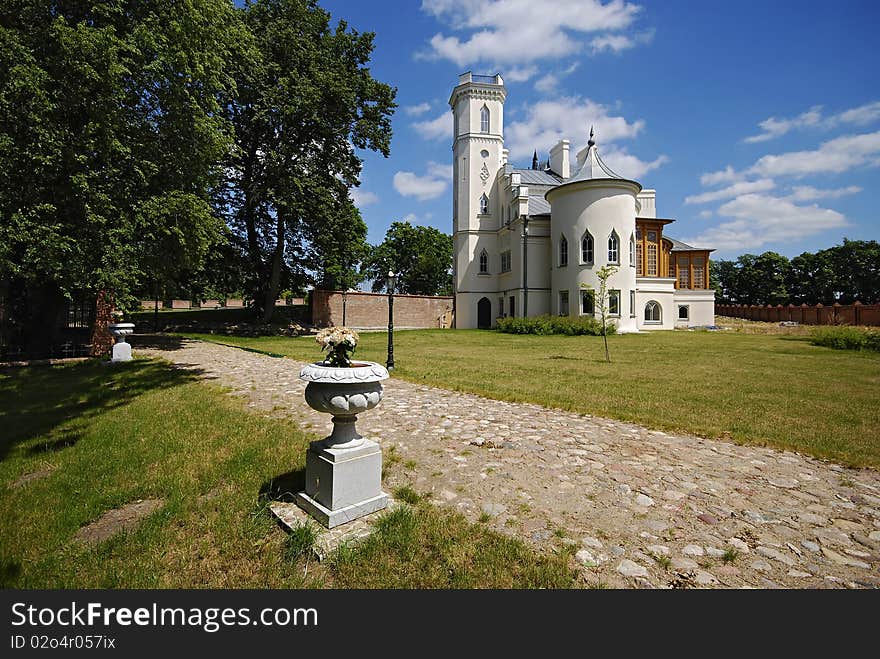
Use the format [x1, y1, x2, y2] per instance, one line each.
[295, 360, 390, 528]
[108, 322, 135, 363]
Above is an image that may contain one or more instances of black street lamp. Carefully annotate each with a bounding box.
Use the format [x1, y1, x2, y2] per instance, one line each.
[385, 270, 397, 371]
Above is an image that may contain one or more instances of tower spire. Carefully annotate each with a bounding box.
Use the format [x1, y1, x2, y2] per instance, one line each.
[587, 125, 595, 148]
[532, 149, 538, 170]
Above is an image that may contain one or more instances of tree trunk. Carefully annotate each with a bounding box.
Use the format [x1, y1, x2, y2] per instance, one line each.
[261, 214, 286, 323]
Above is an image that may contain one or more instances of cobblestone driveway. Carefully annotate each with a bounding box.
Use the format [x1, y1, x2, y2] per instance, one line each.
[138, 337, 880, 589]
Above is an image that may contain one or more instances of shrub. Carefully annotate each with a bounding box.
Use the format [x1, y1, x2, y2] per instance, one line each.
[496, 315, 616, 336]
[810, 326, 880, 352]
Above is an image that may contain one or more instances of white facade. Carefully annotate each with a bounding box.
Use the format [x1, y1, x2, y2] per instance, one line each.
[450, 72, 715, 330]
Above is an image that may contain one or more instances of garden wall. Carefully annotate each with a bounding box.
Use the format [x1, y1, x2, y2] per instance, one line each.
[717, 303, 880, 326]
[311, 290, 454, 330]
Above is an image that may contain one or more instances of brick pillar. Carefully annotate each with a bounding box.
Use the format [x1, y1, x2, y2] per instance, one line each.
[90, 290, 115, 357]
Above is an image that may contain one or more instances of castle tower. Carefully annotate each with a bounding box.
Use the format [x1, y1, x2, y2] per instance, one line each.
[545, 129, 641, 333]
[448, 72, 506, 329]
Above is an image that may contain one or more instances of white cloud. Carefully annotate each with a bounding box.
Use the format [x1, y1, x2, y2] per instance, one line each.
[534, 63, 579, 93]
[836, 101, 880, 126]
[599, 145, 668, 180]
[700, 165, 743, 187]
[418, 0, 646, 67]
[427, 161, 453, 181]
[685, 193, 849, 251]
[505, 95, 644, 159]
[590, 28, 654, 54]
[404, 102, 432, 117]
[744, 106, 823, 144]
[749, 131, 880, 178]
[698, 210, 713, 219]
[413, 110, 453, 141]
[744, 101, 880, 143]
[786, 185, 862, 202]
[350, 188, 379, 208]
[684, 178, 776, 205]
[699, 131, 880, 188]
[393, 168, 449, 201]
[401, 212, 435, 225]
[504, 65, 538, 82]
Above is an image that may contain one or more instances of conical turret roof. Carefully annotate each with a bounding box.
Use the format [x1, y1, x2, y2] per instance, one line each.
[569, 126, 628, 182]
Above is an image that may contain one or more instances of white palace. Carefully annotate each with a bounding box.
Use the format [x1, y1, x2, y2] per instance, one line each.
[450, 72, 715, 330]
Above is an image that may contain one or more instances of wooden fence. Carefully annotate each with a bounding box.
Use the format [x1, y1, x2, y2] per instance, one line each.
[717, 302, 880, 326]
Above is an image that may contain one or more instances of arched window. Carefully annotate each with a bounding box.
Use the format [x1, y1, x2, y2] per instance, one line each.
[480, 105, 490, 133]
[608, 231, 619, 264]
[581, 231, 594, 264]
[479, 249, 488, 274]
[644, 300, 661, 323]
[559, 234, 568, 267]
[629, 233, 636, 266]
[479, 193, 489, 215]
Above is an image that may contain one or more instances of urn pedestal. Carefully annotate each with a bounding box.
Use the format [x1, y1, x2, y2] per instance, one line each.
[295, 361, 390, 528]
[108, 323, 135, 362]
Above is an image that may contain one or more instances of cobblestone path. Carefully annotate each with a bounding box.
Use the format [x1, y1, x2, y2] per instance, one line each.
[139, 337, 880, 589]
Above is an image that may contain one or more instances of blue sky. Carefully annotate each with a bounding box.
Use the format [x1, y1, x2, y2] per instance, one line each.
[312, 0, 880, 259]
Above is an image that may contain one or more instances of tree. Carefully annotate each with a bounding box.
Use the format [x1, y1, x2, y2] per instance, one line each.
[787, 250, 835, 305]
[220, 0, 395, 322]
[302, 188, 369, 292]
[710, 259, 739, 304]
[0, 1, 245, 354]
[362, 222, 453, 295]
[733, 252, 790, 305]
[581, 265, 617, 363]
[828, 239, 880, 304]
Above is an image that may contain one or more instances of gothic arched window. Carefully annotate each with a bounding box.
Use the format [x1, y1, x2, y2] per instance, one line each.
[479, 193, 489, 215]
[559, 234, 568, 267]
[581, 231, 594, 264]
[480, 105, 490, 133]
[608, 231, 620, 264]
[479, 249, 489, 274]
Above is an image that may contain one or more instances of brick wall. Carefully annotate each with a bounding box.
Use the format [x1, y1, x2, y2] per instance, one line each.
[717, 303, 880, 326]
[311, 290, 454, 329]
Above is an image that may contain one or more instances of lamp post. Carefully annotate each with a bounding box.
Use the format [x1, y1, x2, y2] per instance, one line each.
[522, 215, 529, 318]
[385, 270, 397, 371]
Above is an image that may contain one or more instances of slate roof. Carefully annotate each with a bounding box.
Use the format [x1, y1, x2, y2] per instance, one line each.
[667, 237, 713, 252]
[527, 195, 552, 216]
[505, 165, 563, 186]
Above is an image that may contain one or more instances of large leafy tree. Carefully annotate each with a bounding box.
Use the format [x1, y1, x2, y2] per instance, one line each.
[713, 239, 879, 306]
[828, 239, 880, 304]
[363, 221, 453, 295]
[787, 250, 835, 304]
[0, 0, 245, 353]
[221, 0, 395, 321]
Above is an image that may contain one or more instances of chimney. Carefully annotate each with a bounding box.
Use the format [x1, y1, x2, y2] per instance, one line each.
[549, 139, 570, 179]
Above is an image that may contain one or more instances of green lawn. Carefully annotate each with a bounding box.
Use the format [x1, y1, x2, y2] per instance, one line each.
[181, 329, 880, 468]
[0, 358, 573, 588]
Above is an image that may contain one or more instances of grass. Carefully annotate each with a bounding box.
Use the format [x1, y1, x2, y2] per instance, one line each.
[0, 358, 573, 588]
[328, 503, 575, 588]
[179, 328, 880, 468]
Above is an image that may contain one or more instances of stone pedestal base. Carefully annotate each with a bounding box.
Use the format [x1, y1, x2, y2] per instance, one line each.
[111, 341, 132, 362]
[296, 438, 388, 528]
